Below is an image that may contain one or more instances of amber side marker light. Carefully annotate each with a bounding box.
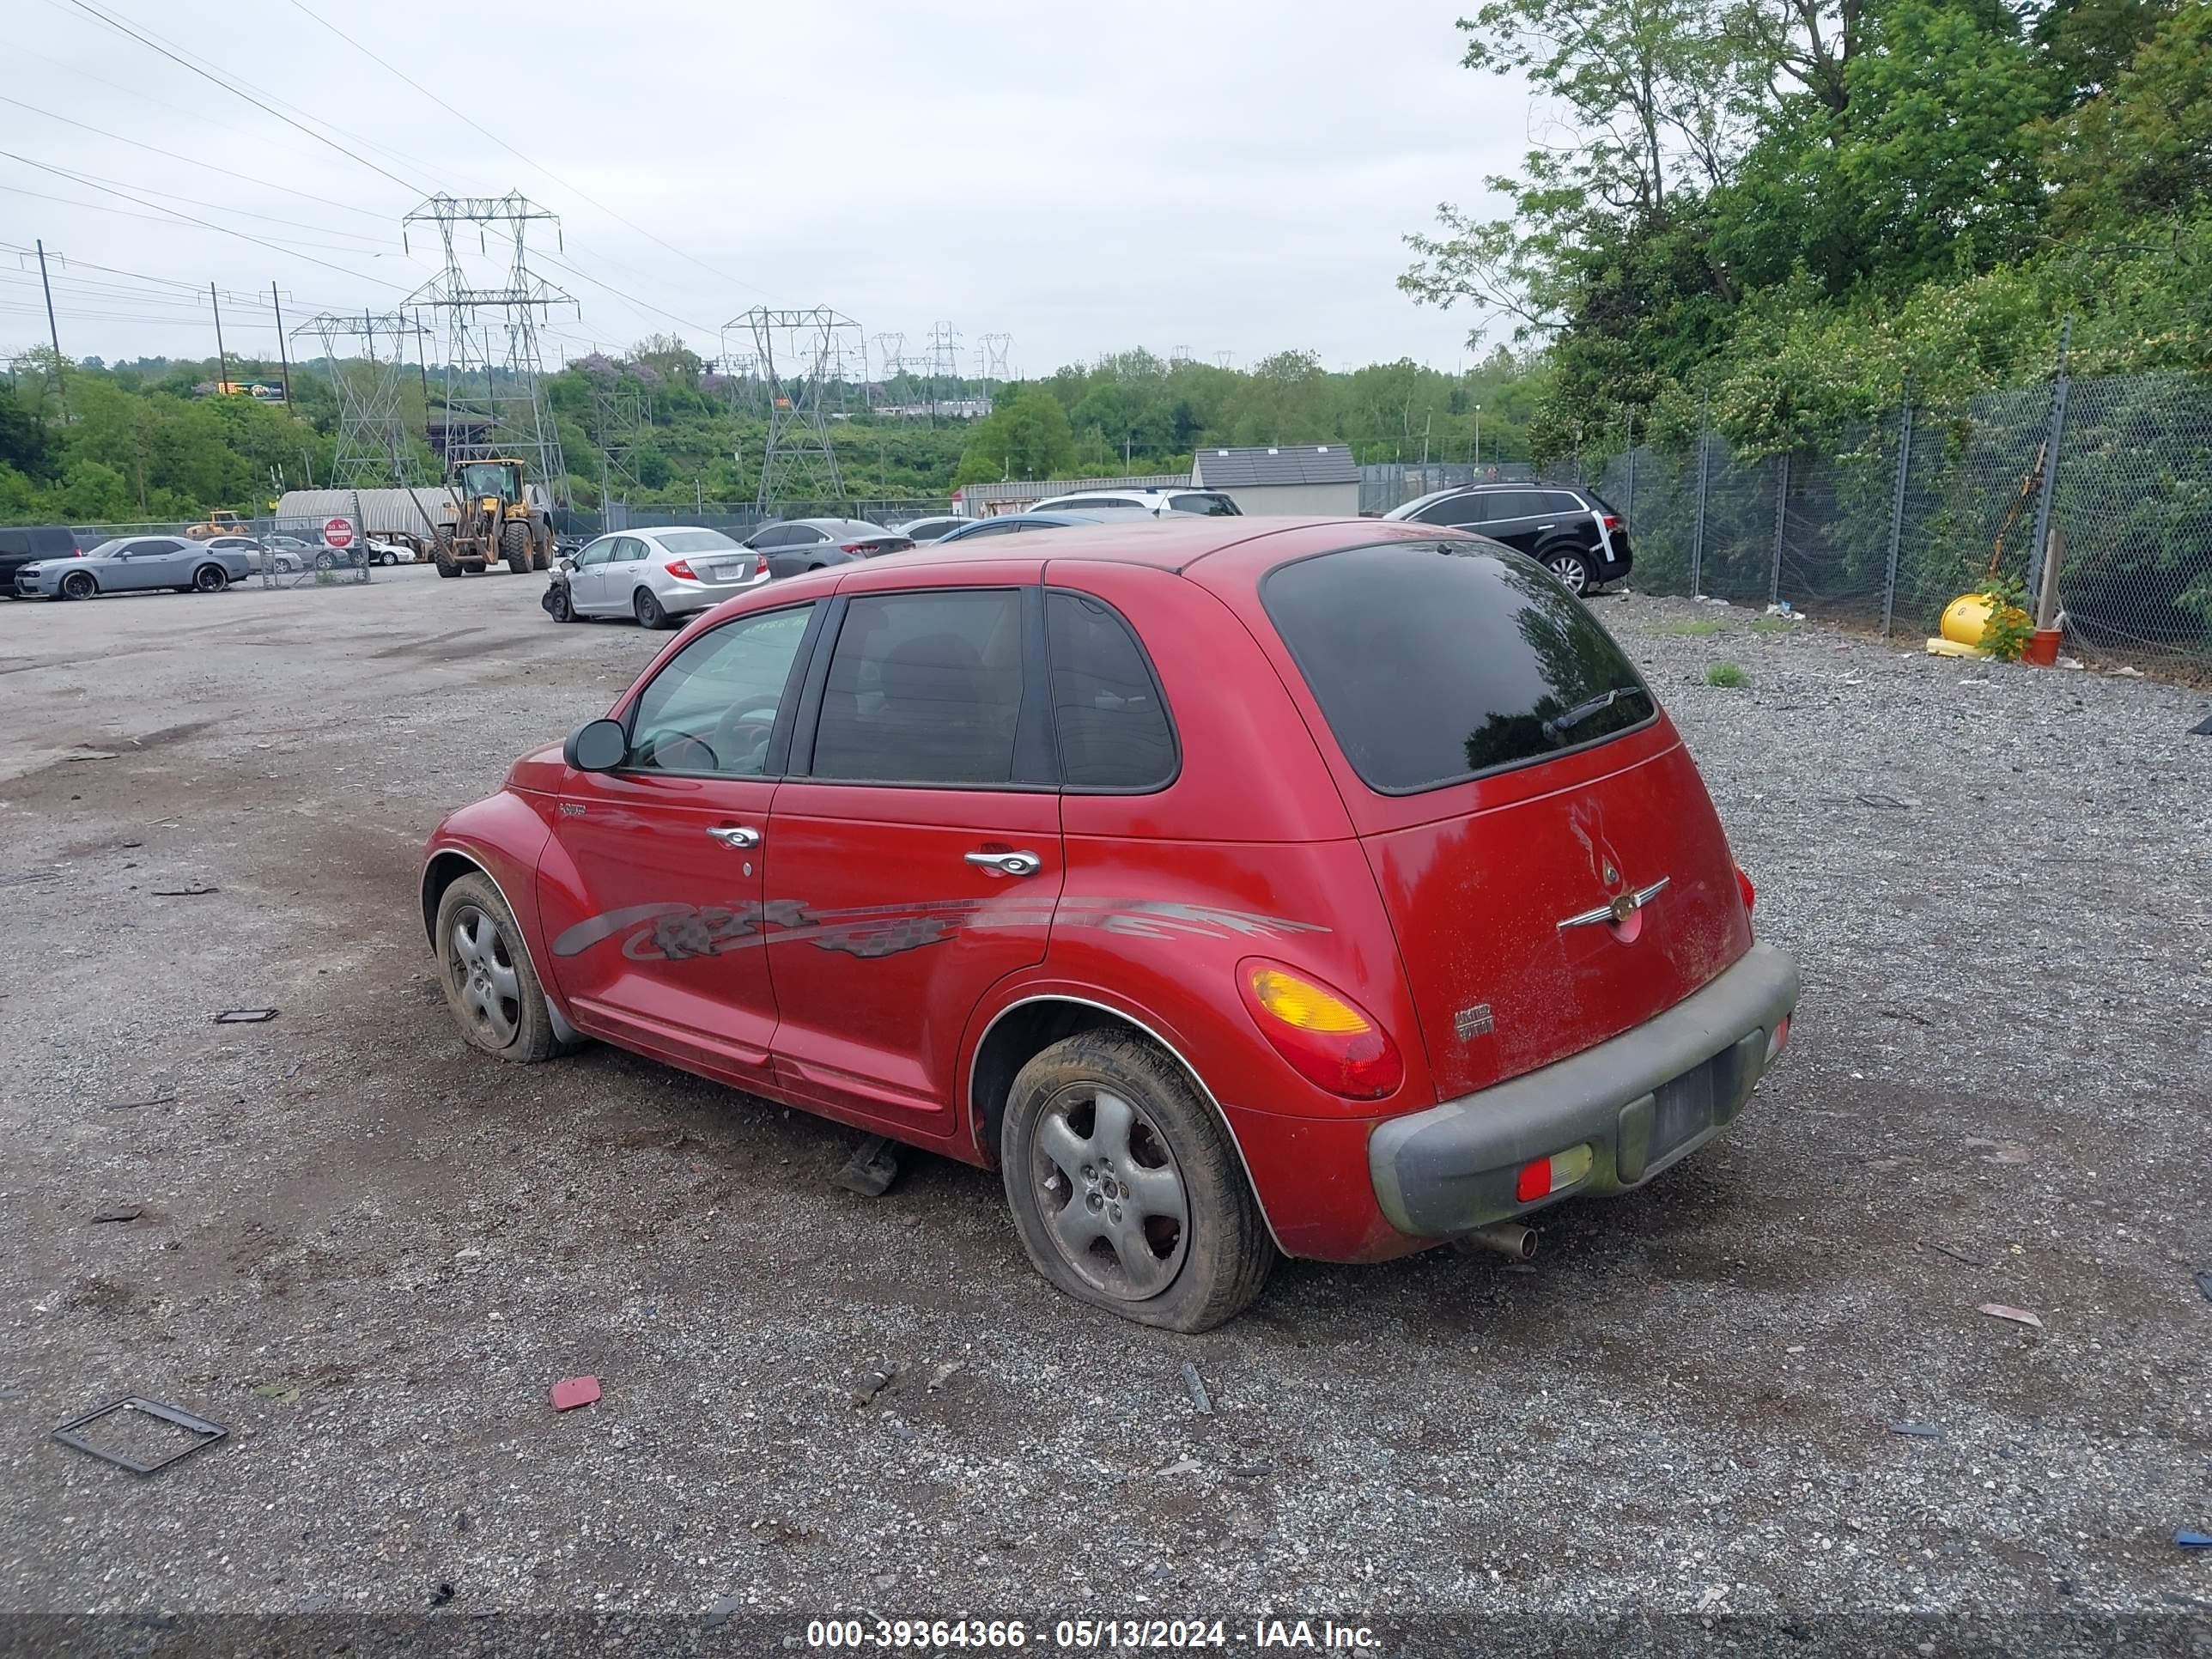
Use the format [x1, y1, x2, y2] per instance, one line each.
[1239, 962, 1404, 1100]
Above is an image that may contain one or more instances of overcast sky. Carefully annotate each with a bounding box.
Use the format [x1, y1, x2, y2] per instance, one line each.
[3, 0, 1529, 377]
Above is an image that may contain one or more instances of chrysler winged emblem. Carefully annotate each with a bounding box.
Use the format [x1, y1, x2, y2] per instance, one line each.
[1557, 875, 1671, 933]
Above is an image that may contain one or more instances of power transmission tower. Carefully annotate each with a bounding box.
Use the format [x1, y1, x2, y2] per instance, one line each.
[869, 331, 905, 407]
[580, 363, 650, 509]
[403, 191, 573, 502]
[1171, 344, 1193, 367]
[297, 311, 431, 488]
[729, 307, 863, 511]
[927, 319, 960, 422]
[979, 331, 1012, 404]
[1215, 350, 1234, 369]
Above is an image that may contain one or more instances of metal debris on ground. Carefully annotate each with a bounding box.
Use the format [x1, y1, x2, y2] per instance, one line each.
[2196, 1272, 2212, 1306]
[1921, 1240, 1990, 1268]
[2178, 1529, 2212, 1550]
[52, 1396, 227, 1474]
[90, 1206, 143, 1224]
[63, 750, 120, 763]
[1889, 1422, 1945, 1439]
[1182, 1361, 1212, 1416]
[926, 1362, 964, 1391]
[1978, 1303, 2045, 1330]
[106, 1093, 176, 1110]
[150, 883, 219, 897]
[1156, 1455, 1203, 1478]
[549, 1376, 600, 1412]
[0, 870, 61, 889]
[850, 1362, 897, 1408]
[1856, 793, 1914, 809]
[2192, 712, 2212, 737]
[212, 1009, 279, 1024]
[832, 1133, 902, 1197]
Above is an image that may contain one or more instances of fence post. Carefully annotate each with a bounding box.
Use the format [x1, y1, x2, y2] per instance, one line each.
[2026, 314, 2072, 599]
[1624, 418, 1637, 533]
[1691, 393, 1710, 598]
[1768, 452, 1790, 608]
[1881, 380, 1914, 638]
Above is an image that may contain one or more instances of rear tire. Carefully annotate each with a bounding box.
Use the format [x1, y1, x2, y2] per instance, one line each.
[1544, 548, 1592, 595]
[193, 564, 228, 593]
[501, 522, 532, 575]
[434, 872, 568, 1064]
[433, 531, 461, 578]
[1000, 1030, 1273, 1333]
[633, 587, 670, 629]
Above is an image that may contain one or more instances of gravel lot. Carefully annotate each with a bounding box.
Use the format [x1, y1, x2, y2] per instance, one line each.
[2, 567, 2209, 1652]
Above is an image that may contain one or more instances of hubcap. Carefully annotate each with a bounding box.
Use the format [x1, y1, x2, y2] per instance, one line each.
[1030, 1085, 1189, 1301]
[446, 904, 522, 1048]
[1549, 555, 1588, 593]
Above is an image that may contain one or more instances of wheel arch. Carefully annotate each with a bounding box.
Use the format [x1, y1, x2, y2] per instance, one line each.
[420, 847, 580, 1045]
[965, 992, 1285, 1253]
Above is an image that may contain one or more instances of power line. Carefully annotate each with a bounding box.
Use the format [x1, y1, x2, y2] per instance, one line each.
[5, 149, 392, 244]
[284, 0, 766, 301]
[0, 94, 396, 223]
[0, 154, 412, 289]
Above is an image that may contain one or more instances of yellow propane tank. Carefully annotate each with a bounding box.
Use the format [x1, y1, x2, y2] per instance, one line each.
[1941, 592, 2029, 649]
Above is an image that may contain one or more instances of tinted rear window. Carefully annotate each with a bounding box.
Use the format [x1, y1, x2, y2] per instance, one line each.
[657, 530, 742, 554]
[1261, 541, 1653, 793]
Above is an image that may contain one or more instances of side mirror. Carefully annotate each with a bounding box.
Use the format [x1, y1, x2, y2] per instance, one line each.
[564, 718, 628, 773]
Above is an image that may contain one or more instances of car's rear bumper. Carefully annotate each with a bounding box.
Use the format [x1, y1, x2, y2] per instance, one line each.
[660, 573, 772, 614]
[1367, 942, 1798, 1237]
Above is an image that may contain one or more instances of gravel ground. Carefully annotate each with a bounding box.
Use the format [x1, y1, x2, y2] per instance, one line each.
[1, 570, 2209, 1654]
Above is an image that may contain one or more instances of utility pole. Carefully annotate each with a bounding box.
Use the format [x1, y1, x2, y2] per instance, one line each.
[210, 282, 231, 391]
[35, 239, 67, 420]
[271, 283, 295, 412]
[1473, 405, 1482, 468]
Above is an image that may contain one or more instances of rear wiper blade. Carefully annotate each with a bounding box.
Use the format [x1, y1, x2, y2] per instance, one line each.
[1542, 684, 1649, 743]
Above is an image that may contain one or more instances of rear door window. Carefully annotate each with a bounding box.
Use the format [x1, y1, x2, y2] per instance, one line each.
[1045, 591, 1176, 790]
[1170, 493, 1239, 517]
[1412, 493, 1488, 527]
[1261, 541, 1652, 793]
[809, 590, 1028, 786]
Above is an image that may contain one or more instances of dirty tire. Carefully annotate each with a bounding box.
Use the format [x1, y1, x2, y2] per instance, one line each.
[193, 563, 228, 592]
[547, 584, 574, 623]
[434, 872, 565, 1064]
[60, 570, 96, 600]
[1001, 1030, 1273, 1333]
[433, 531, 461, 578]
[501, 521, 532, 575]
[633, 587, 670, 629]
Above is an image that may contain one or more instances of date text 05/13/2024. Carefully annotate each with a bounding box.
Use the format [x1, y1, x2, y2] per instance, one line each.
[804, 1617, 1381, 1650]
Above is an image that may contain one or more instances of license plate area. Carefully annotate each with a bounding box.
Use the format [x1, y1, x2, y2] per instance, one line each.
[1649, 1051, 1722, 1160]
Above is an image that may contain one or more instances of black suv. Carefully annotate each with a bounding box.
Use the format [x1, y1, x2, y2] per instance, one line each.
[1382, 483, 1632, 595]
[0, 526, 81, 596]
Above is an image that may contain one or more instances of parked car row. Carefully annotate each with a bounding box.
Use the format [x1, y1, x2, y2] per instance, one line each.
[13, 534, 251, 599]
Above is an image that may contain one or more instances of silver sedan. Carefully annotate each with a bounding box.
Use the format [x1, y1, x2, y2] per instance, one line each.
[550, 526, 769, 629]
[16, 535, 250, 599]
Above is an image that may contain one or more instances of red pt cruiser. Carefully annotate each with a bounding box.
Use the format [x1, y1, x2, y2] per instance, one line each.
[421, 519, 1797, 1330]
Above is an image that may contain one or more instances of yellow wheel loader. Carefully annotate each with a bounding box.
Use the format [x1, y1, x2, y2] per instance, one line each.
[430, 459, 554, 578]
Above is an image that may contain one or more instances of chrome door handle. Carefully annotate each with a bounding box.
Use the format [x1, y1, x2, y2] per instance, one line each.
[707, 825, 761, 849]
[964, 849, 1042, 878]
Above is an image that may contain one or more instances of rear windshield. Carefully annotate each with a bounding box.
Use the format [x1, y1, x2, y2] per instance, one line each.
[1261, 540, 1654, 793]
[656, 530, 742, 554]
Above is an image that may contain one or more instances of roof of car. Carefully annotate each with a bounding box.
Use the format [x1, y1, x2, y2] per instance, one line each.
[855, 514, 1439, 574]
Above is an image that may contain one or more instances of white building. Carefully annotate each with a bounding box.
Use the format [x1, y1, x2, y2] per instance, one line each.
[1190, 444, 1360, 515]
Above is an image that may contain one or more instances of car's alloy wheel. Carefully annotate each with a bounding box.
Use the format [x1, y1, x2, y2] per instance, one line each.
[60, 571, 95, 600]
[434, 873, 567, 1064]
[1029, 1082, 1190, 1300]
[1547, 550, 1591, 594]
[1002, 1030, 1273, 1331]
[193, 564, 227, 592]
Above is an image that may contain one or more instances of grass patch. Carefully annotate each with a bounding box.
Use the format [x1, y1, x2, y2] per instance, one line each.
[1657, 620, 1729, 636]
[1705, 661, 1749, 688]
[1749, 617, 1796, 635]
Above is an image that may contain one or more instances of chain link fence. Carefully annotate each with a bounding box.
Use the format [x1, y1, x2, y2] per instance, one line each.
[1585, 366, 2212, 671]
[64, 513, 374, 588]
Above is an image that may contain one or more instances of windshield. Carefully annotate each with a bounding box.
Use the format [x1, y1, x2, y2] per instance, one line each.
[1262, 540, 1654, 793]
[657, 530, 743, 554]
[84, 538, 126, 559]
[458, 463, 519, 500]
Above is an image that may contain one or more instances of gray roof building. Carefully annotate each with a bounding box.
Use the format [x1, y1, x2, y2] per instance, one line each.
[1191, 445, 1359, 489]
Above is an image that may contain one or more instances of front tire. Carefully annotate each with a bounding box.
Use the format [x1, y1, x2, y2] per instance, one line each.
[501, 521, 532, 575]
[60, 570, 96, 601]
[1001, 1031, 1273, 1333]
[433, 531, 461, 578]
[193, 564, 228, 592]
[633, 587, 671, 629]
[434, 872, 566, 1063]
[547, 585, 575, 623]
[314, 550, 337, 571]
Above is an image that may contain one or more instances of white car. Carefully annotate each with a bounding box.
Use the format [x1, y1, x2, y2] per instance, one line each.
[363, 538, 416, 566]
[550, 526, 770, 629]
[1027, 487, 1241, 518]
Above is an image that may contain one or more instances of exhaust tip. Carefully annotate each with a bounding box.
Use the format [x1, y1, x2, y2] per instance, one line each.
[1455, 1222, 1538, 1261]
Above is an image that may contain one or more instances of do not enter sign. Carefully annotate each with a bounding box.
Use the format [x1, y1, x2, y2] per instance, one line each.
[322, 517, 355, 549]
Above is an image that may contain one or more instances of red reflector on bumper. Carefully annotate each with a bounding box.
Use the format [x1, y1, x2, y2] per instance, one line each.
[1515, 1158, 1552, 1204]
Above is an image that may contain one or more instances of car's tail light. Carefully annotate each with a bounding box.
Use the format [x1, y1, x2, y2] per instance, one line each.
[665, 559, 698, 580]
[1515, 1143, 1594, 1204]
[1238, 960, 1403, 1100]
[1601, 514, 1622, 532]
[1735, 865, 1757, 914]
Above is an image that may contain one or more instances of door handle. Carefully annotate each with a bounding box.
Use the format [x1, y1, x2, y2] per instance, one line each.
[707, 825, 761, 848]
[964, 849, 1042, 878]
